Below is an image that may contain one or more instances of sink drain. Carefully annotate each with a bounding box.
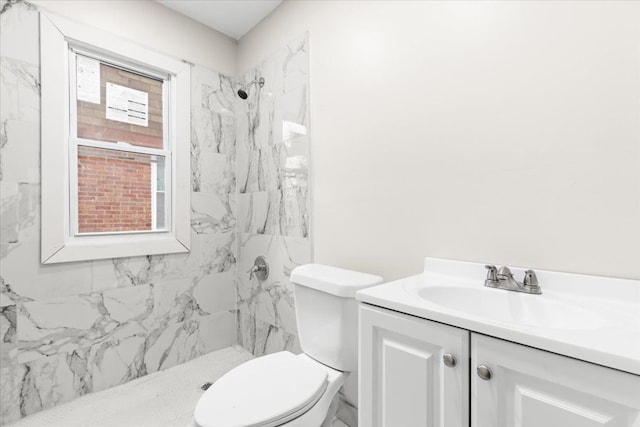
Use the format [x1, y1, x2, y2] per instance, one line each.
[200, 382, 213, 391]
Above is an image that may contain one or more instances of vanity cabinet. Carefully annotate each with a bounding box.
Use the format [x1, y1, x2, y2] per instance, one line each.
[359, 304, 640, 427]
[359, 304, 470, 427]
[472, 334, 640, 427]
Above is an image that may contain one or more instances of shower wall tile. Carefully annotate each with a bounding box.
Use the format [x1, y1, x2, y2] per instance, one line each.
[237, 191, 283, 235]
[2, 242, 94, 301]
[196, 310, 237, 354]
[87, 334, 148, 393]
[191, 191, 235, 234]
[281, 162, 310, 238]
[16, 284, 154, 364]
[0, 183, 40, 250]
[0, 305, 16, 365]
[0, 2, 237, 423]
[237, 191, 269, 233]
[236, 33, 311, 357]
[0, 0, 39, 65]
[237, 307, 300, 357]
[282, 237, 312, 280]
[237, 233, 301, 334]
[0, 364, 25, 425]
[143, 310, 235, 374]
[236, 140, 283, 194]
[153, 271, 235, 323]
[19, 351, 83, 417]
[192, 151, 234, 194]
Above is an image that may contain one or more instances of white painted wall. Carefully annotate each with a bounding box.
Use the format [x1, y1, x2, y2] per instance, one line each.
[238, 0, 640, 280]
[31, 0, 237, 75]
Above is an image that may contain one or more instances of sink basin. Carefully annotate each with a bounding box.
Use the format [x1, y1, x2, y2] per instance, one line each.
[357, 257, 640, 375]
[408, 285, 605, 330]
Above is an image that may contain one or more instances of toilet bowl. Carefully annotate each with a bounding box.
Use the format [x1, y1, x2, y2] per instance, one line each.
[193, 264, 383, 427]
[194, 352, 346, 427]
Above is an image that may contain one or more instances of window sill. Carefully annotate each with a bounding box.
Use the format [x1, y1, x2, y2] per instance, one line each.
[43, 233, 189, 264]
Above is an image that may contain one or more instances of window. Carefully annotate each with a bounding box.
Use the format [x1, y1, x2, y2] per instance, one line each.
[40, 13, 190, 263]
[71, 54, 169, 235]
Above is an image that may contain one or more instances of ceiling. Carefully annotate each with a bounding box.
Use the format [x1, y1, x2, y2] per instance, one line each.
[156, 0, 282, 40]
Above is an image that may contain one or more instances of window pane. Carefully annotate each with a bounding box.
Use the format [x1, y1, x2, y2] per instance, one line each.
[76, 55, 164, 149]
[77, 146, 167, 233]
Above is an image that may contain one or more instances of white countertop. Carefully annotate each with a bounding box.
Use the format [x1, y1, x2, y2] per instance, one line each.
[357, 258, 640, 376]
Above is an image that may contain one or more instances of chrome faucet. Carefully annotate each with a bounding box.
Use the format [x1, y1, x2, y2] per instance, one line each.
[484, 265, 542, 294]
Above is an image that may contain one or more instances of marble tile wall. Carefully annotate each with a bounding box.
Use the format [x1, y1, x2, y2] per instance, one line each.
[236, 34, 311, 356]
[0, 1, 237, 424]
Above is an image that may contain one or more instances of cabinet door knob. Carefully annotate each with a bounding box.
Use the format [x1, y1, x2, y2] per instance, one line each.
[443, 353, 457, 367]
[477, 365, 492, 380]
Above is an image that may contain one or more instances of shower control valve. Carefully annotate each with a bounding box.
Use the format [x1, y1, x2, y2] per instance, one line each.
[249, 256, 269, 281]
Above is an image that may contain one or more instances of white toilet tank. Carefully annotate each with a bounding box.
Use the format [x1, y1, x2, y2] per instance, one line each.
[290, 264, 383, 372]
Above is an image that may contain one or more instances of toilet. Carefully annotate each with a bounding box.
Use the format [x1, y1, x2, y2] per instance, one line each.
[193, 264, 383, 427]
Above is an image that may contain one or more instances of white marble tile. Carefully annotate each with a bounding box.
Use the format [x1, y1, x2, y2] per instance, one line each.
[237, 234, 282, 319]
[1, 242, 94, 302]
[193, 103, 236, 158]
[236, 139, 283, 193]
[0, 117, 40, 183]
[16, 285, 153, 363]
[0, 1, 39, 65]
[0, 364, 27, 424]
[192, 151, 234, 194]
[88, 335, 147, 393]
[191, 64, 236, 195]
[281, 168, 310, 238]
[282, 81, 307, 128]
[237, 191, 268, 233]
[102, 285, 153, 323]
[151, 277, 193, 320]
[235, 33, 310, 356]
[236, 233, 305, 335]
[186, 231, 237, 276]
[197, 310, 236, 354]
[0, 304, 16, 366]
[237, 308, 300, 357]
[91, 231, 236, 294]
[237, 191, 283, 234]
[19, 352, 82, 417]
[91, 257, 161, 290]
[143, 322, 188, 373]
[152, 271, 235, 327]
[0, 182, 40, 249]
[0, 3, 241, 423]
[0, 56, 40, 185]
[191, 191, 235, 234]
[192, 65, 236, 116]
[283, 34, 309, 95]
[192, 271, 236, 315]
[0, 57, 40, 120]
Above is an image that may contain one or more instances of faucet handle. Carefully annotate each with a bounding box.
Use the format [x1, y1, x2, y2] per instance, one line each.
[485, 265, 498, 283]
[523, 270, 539, 288]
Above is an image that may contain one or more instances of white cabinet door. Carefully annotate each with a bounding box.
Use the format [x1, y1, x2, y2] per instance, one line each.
[472, 333, 640, 427]
[359, 304, 469, 427]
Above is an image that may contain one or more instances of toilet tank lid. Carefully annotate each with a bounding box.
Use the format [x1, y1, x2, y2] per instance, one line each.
[291, 264, 383, 298]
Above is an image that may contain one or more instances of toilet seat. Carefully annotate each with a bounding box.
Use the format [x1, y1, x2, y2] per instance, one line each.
[194, 352, 330, 427]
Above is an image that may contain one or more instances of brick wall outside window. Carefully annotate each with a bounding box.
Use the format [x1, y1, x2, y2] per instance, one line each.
[78, 147, 153, 233]
[77, 62, 164, 149]
[76, 59, 164, 233]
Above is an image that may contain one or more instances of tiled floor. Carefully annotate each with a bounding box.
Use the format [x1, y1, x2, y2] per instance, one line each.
[6, 346, 349, 427]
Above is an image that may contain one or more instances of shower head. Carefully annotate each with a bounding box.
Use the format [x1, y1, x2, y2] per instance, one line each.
[237, 77, 265, 99]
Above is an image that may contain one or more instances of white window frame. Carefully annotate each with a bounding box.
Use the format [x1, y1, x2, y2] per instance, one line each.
[40, 12, 191, 264]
